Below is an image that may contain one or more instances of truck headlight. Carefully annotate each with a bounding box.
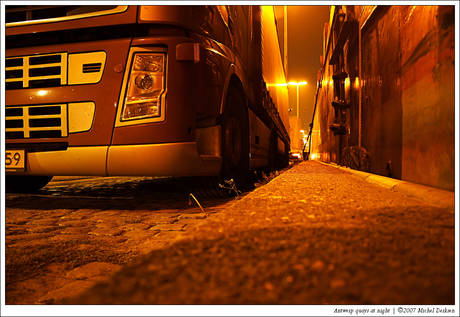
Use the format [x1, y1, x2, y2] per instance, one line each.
[121, 53, 166, 121]
[135, 74, 154, 90]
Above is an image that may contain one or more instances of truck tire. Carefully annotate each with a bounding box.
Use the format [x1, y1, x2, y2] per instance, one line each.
[276, 141, 290, 169]
[6, 175, 53, 193]
[266, 128, 277, 173]
[221, 87, 249, 189]
[191, 87, 249, 198]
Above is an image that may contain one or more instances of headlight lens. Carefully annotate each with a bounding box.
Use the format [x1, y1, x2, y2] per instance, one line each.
[121, 53, 166, 121]
[135, 74, 154, 90]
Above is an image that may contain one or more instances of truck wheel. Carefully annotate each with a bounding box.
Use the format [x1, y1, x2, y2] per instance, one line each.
[266, 128, 277, 173]
[276, 141, 290, 169]
[190, 87, 249, 198]
[220, 87, 249, 191]
[6, 175, 53, 193]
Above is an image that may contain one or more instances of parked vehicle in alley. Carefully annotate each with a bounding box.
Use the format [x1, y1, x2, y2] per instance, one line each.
[5, 5, 290, 196]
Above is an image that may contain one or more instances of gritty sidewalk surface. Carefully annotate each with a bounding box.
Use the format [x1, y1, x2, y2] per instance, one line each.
[64, 161, 455, 305]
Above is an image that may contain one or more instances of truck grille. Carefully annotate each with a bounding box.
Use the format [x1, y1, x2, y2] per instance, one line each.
[5, 104, 68, 139]
[6, 53, 68, 89]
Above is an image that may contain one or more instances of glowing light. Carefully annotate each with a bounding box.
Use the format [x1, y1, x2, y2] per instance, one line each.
[354, 77, 360, 89]
[345, 77, 350, 90]
[289, 81, 307, 119]
[289, 81, 307, 86]
[37, 90, 48, 96]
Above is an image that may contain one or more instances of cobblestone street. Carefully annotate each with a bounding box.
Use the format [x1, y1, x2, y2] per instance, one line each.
[4, 176, 236, 304]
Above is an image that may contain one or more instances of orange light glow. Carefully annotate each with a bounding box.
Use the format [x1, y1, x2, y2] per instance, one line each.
[345, 77, 350, 90]
[354, 77, 360, 89]
[289, 81, 307, 86]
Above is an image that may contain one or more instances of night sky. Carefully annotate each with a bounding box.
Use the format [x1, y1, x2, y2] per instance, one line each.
[286, 5, 331, 131]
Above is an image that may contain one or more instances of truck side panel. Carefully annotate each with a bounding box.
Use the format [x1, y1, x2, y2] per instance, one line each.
[260, 6, 290, 150]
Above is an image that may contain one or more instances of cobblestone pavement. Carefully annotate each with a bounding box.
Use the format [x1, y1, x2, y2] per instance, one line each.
[4, 176, 238, 304]
[63, 161, 456, 309]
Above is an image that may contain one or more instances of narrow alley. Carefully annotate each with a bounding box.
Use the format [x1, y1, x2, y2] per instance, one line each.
[63, 160, 455, 308]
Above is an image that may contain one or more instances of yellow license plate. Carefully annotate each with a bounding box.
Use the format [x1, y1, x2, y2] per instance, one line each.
[5, 150, 26, 172]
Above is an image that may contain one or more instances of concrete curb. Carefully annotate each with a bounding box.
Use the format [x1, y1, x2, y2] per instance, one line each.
[315, 161, 455, 210]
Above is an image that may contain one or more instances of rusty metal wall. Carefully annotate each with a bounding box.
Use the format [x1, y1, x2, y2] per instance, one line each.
[400, 6, 455, 191]
[361, 6, 403, 179]
[312, 5, 455, 191]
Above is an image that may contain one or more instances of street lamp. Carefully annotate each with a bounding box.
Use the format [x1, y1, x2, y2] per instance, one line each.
[288, 81, 307, 118]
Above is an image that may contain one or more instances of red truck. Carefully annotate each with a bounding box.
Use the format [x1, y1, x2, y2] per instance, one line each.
[5, 5, 290, 197]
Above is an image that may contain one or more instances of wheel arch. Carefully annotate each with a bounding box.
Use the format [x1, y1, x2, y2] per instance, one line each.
[219, 64, 249, 115]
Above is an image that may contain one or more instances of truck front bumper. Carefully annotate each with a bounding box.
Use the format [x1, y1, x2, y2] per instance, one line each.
[6, 142, 222, 178]
[107, 142, 222, 177]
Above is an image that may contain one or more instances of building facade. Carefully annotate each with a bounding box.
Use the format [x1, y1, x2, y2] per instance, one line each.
[311, 5, 455, 191]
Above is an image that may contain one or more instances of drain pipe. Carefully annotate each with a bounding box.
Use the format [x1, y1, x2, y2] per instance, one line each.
[305, 75, 322, 160]
[358, 19, 362, 148]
